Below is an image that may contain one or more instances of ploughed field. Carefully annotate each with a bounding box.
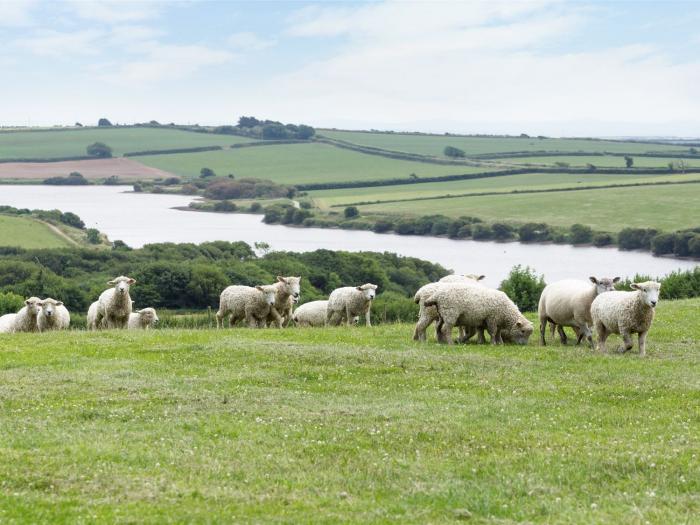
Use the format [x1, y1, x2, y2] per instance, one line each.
[0, 158, 173, 182]
[0, 298, 698, 523]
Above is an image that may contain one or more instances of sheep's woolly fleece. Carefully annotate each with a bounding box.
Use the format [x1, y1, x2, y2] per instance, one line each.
[128, 308, 159, 329]
[217, 285, 278, 327]
[591, 282, 660, 336]
[37, 298, 70, 332]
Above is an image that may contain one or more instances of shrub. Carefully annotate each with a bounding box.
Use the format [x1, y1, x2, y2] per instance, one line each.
[371, 291, 418, 323]
[373, 220, 393, 233]
[518, 223, 550, 242]
[618, 228, 657, 250]
[44, 172, 89, 185]
[472, 223, 492, 240]
[593, 232, 614, 247]
[499, 265, 546, 312]
[344, 206, 359, 219]
[133, 183, 143, 193]
[299, 201, 312, 210]
[181, 184, 198, 195]
[457, 224, 472, 238]
[651, 233, 676, 255]
[213, 201, 237, 212]
[60, 212, 85, 229]
[249, 202, 262, 213]
[0, 291, 25, 315]
[673, 231, 696, 257]
[491, 222, 515, 240]
[395, 220, 416, 235]
[97, 118, 112, 127]
[443, 146, 466, 158]
[659, 268, 700, 299]
[263, 207, 283, 224]
[204, 178, 294, 200]
[86, 142, 112, 158]
[163, 177, 181, 186]
[200, 167, 216, 178]
[103, 176, 120, 186]
[86, 228, 101, 244]
[570, 223, 593, 244]
[689, 235, 700, 257]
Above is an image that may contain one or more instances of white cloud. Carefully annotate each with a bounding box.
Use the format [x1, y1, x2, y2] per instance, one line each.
[65, 0, 160, 23]
[15, 29, 103, 57]
[0, 0, 38, 26]
[228, 32, 275, 52]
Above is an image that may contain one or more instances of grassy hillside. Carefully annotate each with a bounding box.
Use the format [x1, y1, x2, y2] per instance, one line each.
[507, 155, 700, 168]
[137, 142, 493, 184]
[0, 215, 73, 248]
[319, 130, 690, 157]
[0, 299, 698, 523]
[0, 128, 252, 159]
[356, 183, 700, 232]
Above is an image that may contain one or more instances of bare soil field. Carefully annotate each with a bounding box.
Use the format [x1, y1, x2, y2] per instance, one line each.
[0, 158, 173, 182]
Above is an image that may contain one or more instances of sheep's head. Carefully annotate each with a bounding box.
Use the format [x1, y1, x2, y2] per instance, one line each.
[25, 297, 42, 315]
[277, 276, 301, 302]
[589, 276, 621, 295]
[464, 274, 486, 282]
[356, 283, 378, 301]
[510, 316, 534, 345]
[631, 281, 661, 308]
[137, 308, 159, 326]
[255, 285, 278, 306]
[39, 298, 63, 318]
[108, 276, 136, 295]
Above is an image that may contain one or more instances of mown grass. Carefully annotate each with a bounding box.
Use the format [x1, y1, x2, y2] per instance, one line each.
[357, 183, 700, 232]
[0, 299, 698, 523]
[508, 155, 700, 168]
[136, 142, 494, 184]
[0, 215, 72, 249]
[319, 130, 689, 157]
[0, 128, 251, 159]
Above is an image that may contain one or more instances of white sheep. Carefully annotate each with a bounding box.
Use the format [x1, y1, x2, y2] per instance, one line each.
[439, 274, 486, 283]
[265, 276, 301, 328]
[4, 297, 43, 333]
[92, 276, 136, 329]
[37, 298, 70, 332]
[326, 284, 378, 326]
[591, 281, 661, 356]
[0, 314, 16, 333]
[128, 307, 159, 329]
[86, 301, 100, 330]
[538, 276, 620, 346]
[425, 285, 533, 345]
[216, 284, 279, 328]
[291, 300, 360, 327]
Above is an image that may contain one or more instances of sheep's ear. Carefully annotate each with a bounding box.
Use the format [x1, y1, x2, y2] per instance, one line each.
[356, 286, 363, 291]
[36, 302, 44, 307]
[277, 276, 285, 283]
[107, 280, 116, 285]
[56, 302, 63, 307]
[477, 275, 486, 281]
[255, 285, 264, 291]
[127, 278, 136, 285]
[613, 277, 621, 283]
[630, 283, 640, 290]
[589, 277, 598, 284]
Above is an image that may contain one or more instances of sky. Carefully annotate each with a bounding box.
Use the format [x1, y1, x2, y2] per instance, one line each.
[1, 0, 699, 137]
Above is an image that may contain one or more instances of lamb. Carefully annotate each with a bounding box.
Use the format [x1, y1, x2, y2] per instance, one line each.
[590, 281, 661, 356]
[86, 301, 100, 330]
[92, 276, 136, 329]
[128, 307, 159, 329]
[292, 300, 360, 327]
[265, 276, 301, 328]
[4, 297, 43, 333]
[326, 284, 378, 326]
[37, 298, 70, 332]
[425, 285, 533, 345]
[216, 284, 279, 328]
[538, 276, 620, 347]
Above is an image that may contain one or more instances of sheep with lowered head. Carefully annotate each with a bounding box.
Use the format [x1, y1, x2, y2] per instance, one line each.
[216, 284, 279, 328]
[93, 276, 136, 329]
[591, 281, 661, 356]
[265, 276, 301, 328]
[128, 307, 159, 329]
[292, 300, 358, 327]
[37, 298, 70, 332]
[538, 276, 620, 346]
[86, 301, 100, 330]
[326, 284, 378, 326]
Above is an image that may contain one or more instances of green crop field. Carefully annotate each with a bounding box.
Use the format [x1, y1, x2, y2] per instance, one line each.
[319, 130, 690, 157]
[309, 172, 700, 208]
[0, 128, 252, 160]
[0, 299, 698, 523]
[137, 142, 493, 184]
[507, 155, 700, 169]
[357, 183, 700, 232]
[0, 215, 72, 249]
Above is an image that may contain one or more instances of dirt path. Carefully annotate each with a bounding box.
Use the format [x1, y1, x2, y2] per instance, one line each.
[40, 221, 80, 247]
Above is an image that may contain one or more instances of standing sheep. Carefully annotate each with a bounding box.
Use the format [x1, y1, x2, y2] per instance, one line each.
[591, 281, 661, 356]
[128, 308, 160, 329]
[265, 276, 301, 328]
[86, 301, 100, 330]
[326, 284, 378, 326]
[538, 276, 620, 346]
[37, 298, 70, 332]
[92, 276, 136, 329]
[216, 284, 279, 328]
[425, 285, 533, 345]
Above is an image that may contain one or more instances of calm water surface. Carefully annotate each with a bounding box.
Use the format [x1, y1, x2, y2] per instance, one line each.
[1, 185, 696, 287]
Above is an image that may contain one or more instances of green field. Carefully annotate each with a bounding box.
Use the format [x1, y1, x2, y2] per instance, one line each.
[357, 183, 700, 232]
[507, 155, 700, 169]
[0, 299, 698, 522]
[319, 130, 690, 157]
[0, 128, 252, 159]
[0, 215, 72, 248]
[137, 142, 493, 184]
[310, 172, 700, 208]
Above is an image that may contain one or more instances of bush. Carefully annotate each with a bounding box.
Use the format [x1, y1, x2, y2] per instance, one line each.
[200, 167, 216, 178]
[86, 228, 101, 244]
[518, 223, 550, 242]
[163, 177, 181, 186]
[492, 222, 515, 241]
[659, 268, 700, 299]
[395, 220, 416, 235]
[103, 176, 120, 186]
[213, 201, 237, 212]
[499, 265, 546, 312]
[373, 220, 393, 233]
[570, 223, 593, 244]
[204, 178, 294, 200]
[133, 183, 143, 193]
[618, 228, 657, 250]
[97, 118, 112, 127]
[60, 212, 85, 229]
[44, 172, 89, 185]
[651, 233, 676, 255]
[689, 235, 700, 257]
[371, 291, 418, 323]
[593, 233, 614, 247]
[263, 206, 283, 224]
[344, 206, 359, 219]
[0, 291, 25, 315]
[472, 223, 492, 240]
[443, 146, 466, 158]
[249, 202, 262, 213]
[673, 231, 696, 257]
[86, 142, 112, 158]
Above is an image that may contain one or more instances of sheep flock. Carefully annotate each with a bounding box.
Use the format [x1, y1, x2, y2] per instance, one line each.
[0, 271, 662, 356]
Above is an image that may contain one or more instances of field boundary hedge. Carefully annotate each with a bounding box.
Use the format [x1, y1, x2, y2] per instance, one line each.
[124, 145, 224, 157]
[0, 155, 95, 164]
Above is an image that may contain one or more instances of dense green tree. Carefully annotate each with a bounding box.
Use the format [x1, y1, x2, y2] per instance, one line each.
[86, 142, 112, 158]
[443, 146, 466, 158]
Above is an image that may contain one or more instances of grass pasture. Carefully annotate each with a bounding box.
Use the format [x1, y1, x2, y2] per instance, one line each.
[0, 127, 252, 160]
[0, 215, 73, 248]
[0, 299, 698, 522]
[319, 130, 690, 158]
[136, 142, 493, 184]
[507, 155, 700, 169]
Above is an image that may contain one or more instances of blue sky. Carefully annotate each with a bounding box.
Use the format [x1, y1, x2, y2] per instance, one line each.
[2, 0, 699, 136]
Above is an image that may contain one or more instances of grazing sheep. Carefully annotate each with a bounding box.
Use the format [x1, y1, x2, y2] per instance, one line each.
[6, 297, 42, 333]
[591, 281, 661, 356]
[86, 301, 100, 330]
[292, 301, 359, 327]
[93, 276, 136, 329]
[425, 285, 533, 345]
[216, 284, 279, 328]
[265, 276, 301, 328]
[0, 314, 16, 333]
[326, 284, 378, 326]
[37, 298, 70, 332]
[128, 307, 159, 329]
[413, 275, 485, 342]
[538, 276, 620, 347]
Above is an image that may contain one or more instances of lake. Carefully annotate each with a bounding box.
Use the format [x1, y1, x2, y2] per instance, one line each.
[1, 185, 696, 287]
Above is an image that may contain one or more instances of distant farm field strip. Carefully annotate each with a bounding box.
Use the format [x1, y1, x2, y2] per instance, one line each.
[136, 142, 494, 184]
[0, 158, 174, 181]
[319, 130, 689, 157]
[0, 215, 72, 248]
[508, 155, 700, 168]
[310, 172, 700, 208]
[356, 183, 700, 232]
[0, 128, 252, 159]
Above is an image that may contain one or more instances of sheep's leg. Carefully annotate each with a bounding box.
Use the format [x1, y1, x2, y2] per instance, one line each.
[477, 327, 486, 344]
[638, 331, 648, 357]
[618, 330, 634, 354]
[440, 321, 454, 345]
[539, 318, 547, 346]
[436, 318, 446, 343]
[557, 325, 569, 345]
[327, 311, 341, 326]
[215, 309, 224, 328]
[486, 319, 499, 345]
[268, 308, 283, 329]
[595, 322, 608, 352]
[413, 313, 432, 342]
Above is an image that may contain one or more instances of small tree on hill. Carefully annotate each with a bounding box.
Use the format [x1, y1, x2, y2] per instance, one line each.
[200, 167, 216, 178]
[97, 118, 112, 127]
[86, 142, 112, 158]
[344, 206, 359, 219]
[624, 156, 634, 168]
[443, 146, 466, 158]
